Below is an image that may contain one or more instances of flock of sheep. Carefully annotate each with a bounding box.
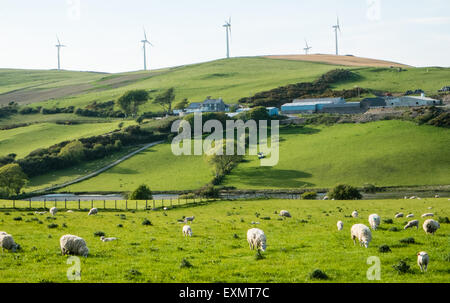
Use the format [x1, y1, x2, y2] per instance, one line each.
[0, 203, 445, 276]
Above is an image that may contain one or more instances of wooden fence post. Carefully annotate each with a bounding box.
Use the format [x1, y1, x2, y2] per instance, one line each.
[65, 199, 67, 209]
[115, 200, 117, 210]
[136, 201, 138, 210]
[145, 200, 148, 209]
[13, 200, 15, 209]
[125, 200, 128, 210]
[91, 200, 94, 209]
[78, 199, 81, 210]
[153, 200, 155, 209]
[44, 200, 46, 210]
[170, 199, 172, 207]
[29, 199, 31, 209]
[55, 199, 57, 207]
[162, 199, 164, 208]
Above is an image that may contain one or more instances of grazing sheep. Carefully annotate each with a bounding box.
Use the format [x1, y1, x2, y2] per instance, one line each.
[404, 220, 419, 230]
[404, 196, 408, 200]
[250, 222, 260, 225]
[395, 213, 404, 218]
[337, 221, 344, 231]
[163, 207, 168, 211]
[67, 210, 74, 213]
[0, 233, 19, 252]
[428, 207, 433, 210]
[184, 216, 195, 223]
[421, 213, 434, 218]
[409, 196, 417, 200]
[423, 219, 440, 235]
[182, 225, 193, 237]
[88, 208, 98, 216]
[247, 228, 266, 252]
[50, 207, 58, 216]
[351, 210, 358, 218]
[323, 196, 329, 200]
[368, 214, 381, 230]
[100, 236, 118, 242]
[406, 214, 414, 218]
[279, 210, 291, 218]
[417, 252, 429, 272]
[34, 211, 47, 215]
[434, 194, 439, 198]
[0, 231, 7, 235]
[60, 235, 89, 257]
[351, 224, 372, 248]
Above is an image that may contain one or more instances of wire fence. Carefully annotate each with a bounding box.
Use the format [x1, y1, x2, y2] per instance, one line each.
[0, 197, 216, 211]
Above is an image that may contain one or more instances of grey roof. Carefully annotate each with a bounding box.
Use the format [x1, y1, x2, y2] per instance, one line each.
[293, 97, 344, 104]
[187, 102, 202, 109]
[203, 98, 224, 105]
[361, 98, 387, 107]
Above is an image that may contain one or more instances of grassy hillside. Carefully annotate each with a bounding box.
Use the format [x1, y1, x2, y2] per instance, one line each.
[0, 198, 448, 282]
[60, 142, 213, 192]
[223, 120, 450, 190]
[0, 121, 135, 158]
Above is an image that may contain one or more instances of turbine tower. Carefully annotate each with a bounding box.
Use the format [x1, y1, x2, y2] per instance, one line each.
[332, 17, 341, 55]
[141, 28, 153, 71]
[223, 17, 232, 59]
[303, 39, 312, 55]
[55, 36, 66, 71]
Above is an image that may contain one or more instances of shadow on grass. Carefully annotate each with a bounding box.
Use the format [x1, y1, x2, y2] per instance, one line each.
[229, 167, 314, 188]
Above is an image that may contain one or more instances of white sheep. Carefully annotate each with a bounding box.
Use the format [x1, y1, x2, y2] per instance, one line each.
[182, 225, 193, 237]
[337, 221, 344, 231]
[323, 196, 329, 200]
[67, 210, 74, 213]
[368, 214, 381, 230]
[0, 233, 19, 252]
[100, 236, 118, 242]
[417, 252, 429, 272]
[50, 207, 58, 216]
[60, 235, 89, 257]
[421, 213, 434, 218]
[351, 210, 358, 218]
[404, 220, 419, 230]
[351, 224, 372, 248]
[395, 213, 404, 218]
[406, 214, 414, 218]
[279, 210, 291, 218]
[434, 194, 439, 198]
[247, 228, 266, 252]
[88, 208, 98, 216]
[409, 196, 417, 199]
[34, 211, 47, 215]
[184, 216, 195, 223]
[423, 219, 440, 235]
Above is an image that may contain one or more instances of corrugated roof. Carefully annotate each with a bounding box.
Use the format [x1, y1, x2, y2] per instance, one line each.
[293, 97, 344, 103]
[282, 101, 334, 107]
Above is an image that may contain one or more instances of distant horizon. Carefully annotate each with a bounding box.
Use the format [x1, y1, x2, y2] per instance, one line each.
[1, 0, 450, 73]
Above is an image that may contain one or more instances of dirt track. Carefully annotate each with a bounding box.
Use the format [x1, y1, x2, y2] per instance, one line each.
[264, 54, 410, 68]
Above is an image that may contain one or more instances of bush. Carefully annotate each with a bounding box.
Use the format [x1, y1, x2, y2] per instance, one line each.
[378, 245, 391, 253]
[94, 231, 106, 237]
[309, 269, 329, 280]
[399, 237, 415, 244]
[195, 183, 220, 199]
[142, 219, 152, 226]
[383, 219, 394, 224]
[301, 191, 317, 200]
[393, 260, 411, 274]
[438, 216, 450, 224]
[180, 258, 193, 268]
[129, 184, 153, 200]
[13, 216, 22, 221]
[389, 227, 399, 232]
[362, 184, 377, 193]
[328, 184, 362, 200]
[47, 223, 58, 229]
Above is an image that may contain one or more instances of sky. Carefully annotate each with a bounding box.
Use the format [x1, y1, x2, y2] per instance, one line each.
[0, 0, 449, 73]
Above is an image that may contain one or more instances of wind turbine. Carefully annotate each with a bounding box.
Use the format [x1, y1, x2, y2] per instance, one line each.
[55, 36, 66, 70]
[332, 17, 341, 55]
[303, 39, 312, 55]
[141, 28, 154, 71]
[223, 17, 232, 59]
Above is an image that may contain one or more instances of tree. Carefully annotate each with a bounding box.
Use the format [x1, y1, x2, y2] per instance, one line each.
[153, 88, 175, 114]
[58, 141, 85, 163]
[0, 163, 28, 197]
[129, 184, 153, 200]
[117, 90, 150, 117]
[328, 184, 362, 200]
[174, 98, 189, 110]
[204, 140, 243, 185]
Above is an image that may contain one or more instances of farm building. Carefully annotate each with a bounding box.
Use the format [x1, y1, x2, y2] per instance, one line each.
[266, 107, 279, 116]
[185, 97, 230, 113]
[361, 97, 387, 109]
[386, 94, 442, 107]
[281, 97, 364, 114]
[292, 97, 345, 104]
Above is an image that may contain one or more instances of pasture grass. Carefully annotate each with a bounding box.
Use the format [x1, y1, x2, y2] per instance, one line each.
[0, 198, 448, 283]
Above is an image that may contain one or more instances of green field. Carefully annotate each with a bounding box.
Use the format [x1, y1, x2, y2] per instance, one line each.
[0, 121, 135, 158]
[60, 142, 213, 192]
[0, 198, 448, 283]
[223, 120, 450, 190]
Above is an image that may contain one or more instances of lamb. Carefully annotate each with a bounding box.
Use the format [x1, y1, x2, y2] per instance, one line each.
[88, 208, 98, 216]
[368, 214, 381, 230]
[182, 225, 193, 237]
[351, 210, 358, 218]
[50, 207, 58, 216]
[421, 213, 434, 218]
[423, 219, 440, 235]
[404, 220, 419, 230]
[184, 216, 195, 223]
[417, 252, 429, 272]
[67, 210, 74, 213]
[406, 214, 414, 218]
[0, 233, 19, 252]
[337, 221, 344, 231]
[434, 194, 439, 198]
[100, 236, 118, 242]
[395, 213, 404, 218]
[279, 210, 291, 218]
[351, 224, 372, 248]
[60, 234, 89, 257]
[247, 228, 266, 252]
